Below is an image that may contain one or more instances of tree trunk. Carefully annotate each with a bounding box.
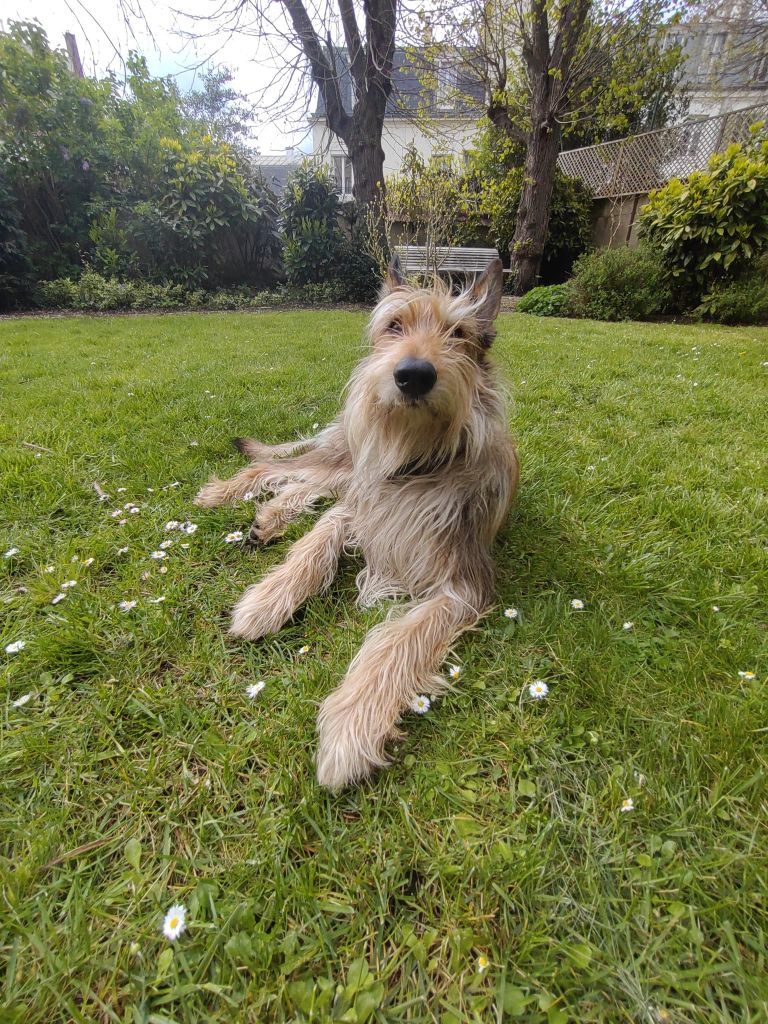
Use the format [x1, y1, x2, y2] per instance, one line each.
[510, 108, 562, 295]
[349, 106, 388, 249]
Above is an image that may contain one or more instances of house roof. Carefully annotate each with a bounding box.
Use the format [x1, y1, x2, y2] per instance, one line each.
[312, 47, 485, 120]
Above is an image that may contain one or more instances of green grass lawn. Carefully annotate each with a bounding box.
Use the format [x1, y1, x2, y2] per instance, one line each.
[1, 310, 767, 1024]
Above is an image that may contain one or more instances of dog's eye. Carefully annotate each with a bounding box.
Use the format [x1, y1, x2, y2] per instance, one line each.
[388, 319, 404, 334]
[453, 325, 467, 340]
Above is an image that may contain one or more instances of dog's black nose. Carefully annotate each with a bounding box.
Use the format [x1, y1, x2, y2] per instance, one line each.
[393, 357, 437, 397]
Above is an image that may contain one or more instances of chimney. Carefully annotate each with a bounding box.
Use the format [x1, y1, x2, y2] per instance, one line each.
[64, 32, 84, 78]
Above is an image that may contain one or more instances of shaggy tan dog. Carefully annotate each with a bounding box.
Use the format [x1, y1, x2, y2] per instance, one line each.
[195, 259, 518, 789]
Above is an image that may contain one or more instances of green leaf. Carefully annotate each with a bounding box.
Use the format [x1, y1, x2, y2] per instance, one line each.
[155, 947, 174, 982]
[347, 957, 370, 990]
[501, 985, 531, 1015]
[518, 779, 537, 798]
[124, 837, 141, 872]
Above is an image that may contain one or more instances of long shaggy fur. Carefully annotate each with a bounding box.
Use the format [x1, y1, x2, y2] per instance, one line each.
[196, 260, 519, 789]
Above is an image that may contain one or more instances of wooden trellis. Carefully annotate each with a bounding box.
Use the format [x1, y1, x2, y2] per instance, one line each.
[557, 103, 768, 199]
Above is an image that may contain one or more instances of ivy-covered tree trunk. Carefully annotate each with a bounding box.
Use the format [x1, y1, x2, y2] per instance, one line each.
[510, 0, 591, 294]
[511, 98, 562, 294]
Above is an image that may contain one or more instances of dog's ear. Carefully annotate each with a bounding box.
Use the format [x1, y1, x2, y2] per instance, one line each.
[381, 254, 407, 295]
[470, 259, 503, 347]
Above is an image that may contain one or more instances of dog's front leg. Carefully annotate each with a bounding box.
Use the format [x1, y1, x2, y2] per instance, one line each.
[230, 504, 350, 639]
[316, 586, 485, 790]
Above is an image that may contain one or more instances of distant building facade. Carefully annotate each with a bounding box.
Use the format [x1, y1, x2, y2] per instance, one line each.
[670, 6, 768, 117]
[310, 49, 484, 198]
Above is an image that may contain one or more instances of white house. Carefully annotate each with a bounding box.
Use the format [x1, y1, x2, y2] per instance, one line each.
[310, 48, 484, 198]
[669, 5, 768, 117]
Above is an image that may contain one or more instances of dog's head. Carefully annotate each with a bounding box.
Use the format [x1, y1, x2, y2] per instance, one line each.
[344, 259, 505, 475]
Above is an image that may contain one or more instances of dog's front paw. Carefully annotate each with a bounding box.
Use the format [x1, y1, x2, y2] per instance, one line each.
[315, 691, 391, 790]
[229, 584, 285, 640]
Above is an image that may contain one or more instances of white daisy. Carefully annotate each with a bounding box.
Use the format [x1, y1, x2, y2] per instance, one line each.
[504, 608, 519, 620]
[620, 797, 634, 813]
[411, 694, 431, 714]
[477, 955, 489, 973]
[162, 904, 187, 941]
[3, 547, 19, 558]
[243, 491, 254, 500]
[159, 540, 173, 550]
[224, 531, 243, 544]
[246, 681, 266, 699]
[189, 440, 199, 447]
[118, 600, 137, 612]
[51, 593, 66, 605]
[623, 621, 634, 631]
[738, 670, 756, 681]
[118, 519, 127, 526]
[150, 550, 167, 560]
[12, 692, 33, 707]
[183, 523, 198, 535]
[711, 605, 720, 612]
[164, 521, 181, 532]
[448, 664, 461, 680]
[570, 598, 585, 610]
[117, 547, 129, 555]
[5, 640, 26, 654]
[45, 566, 55, 573]
[298, 644, 310, 655]
[158, 566, 168, 575]
[83, 557, 95, 566]
[528, 680, 549, 700]
[60, 580, 77, 589]
[110, 509, 123, 518]
[117, 487, 127, 493]
[128, 506, 140, 514]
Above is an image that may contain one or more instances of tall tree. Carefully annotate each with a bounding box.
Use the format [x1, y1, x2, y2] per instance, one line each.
[183, 67, 257, 144]
[180, 0, 398, 232]
[411, 0, 687, 292]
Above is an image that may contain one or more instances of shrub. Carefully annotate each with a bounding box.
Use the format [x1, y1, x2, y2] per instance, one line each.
[569, 245, 671, 321]
[36, 277, 78, 308]
[281, 162, 378, 300]
[696, 264, 768, 325]
[0, 167, 32, 309]
[516, 284, 573, 317]
[640, 126, 768, 305]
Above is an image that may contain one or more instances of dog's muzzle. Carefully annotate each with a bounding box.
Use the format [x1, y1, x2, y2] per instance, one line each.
[393, 357, 437, 398]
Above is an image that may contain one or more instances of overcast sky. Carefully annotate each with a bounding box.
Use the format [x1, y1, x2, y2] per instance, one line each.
[6, 0, 316, 152]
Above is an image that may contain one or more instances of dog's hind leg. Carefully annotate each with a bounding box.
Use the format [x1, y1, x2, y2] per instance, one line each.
[194, 462, 296, 508]
[315, 583, 486, 790]
[230, 504, 350, 639]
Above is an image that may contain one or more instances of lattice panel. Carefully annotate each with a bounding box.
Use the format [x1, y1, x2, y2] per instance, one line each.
[558, 103, 768, 198]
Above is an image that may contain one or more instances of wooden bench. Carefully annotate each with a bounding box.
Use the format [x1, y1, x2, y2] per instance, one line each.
[394, 245, 511, 277]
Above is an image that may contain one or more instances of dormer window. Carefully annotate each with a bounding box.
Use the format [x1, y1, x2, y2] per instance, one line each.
[436, 61, 457, 109]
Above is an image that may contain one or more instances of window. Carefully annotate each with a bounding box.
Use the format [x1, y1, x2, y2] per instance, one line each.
[332, 154, 354, 197]
[436, 61, 457, 109]
[430, 153, 453, 173]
